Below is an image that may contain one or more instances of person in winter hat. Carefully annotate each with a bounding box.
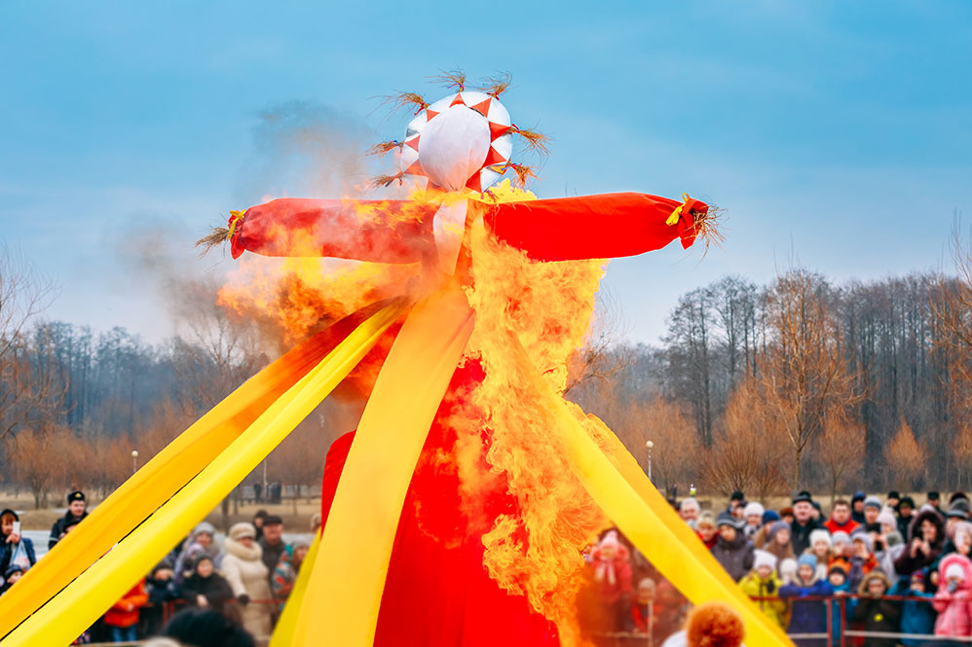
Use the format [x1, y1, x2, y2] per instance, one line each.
[805, 529, 833, 581]
[0, 564, 24, 596]
[897, 497, 916, 538]
[895, 507, 946, 577]
[875, 530, 906, 590]
[48, 490, 87, 549]
[0, 509, 35, 576]
[779, 558, 798, 586]
[181, 553, 235, 616]
[711, 514, 755, 582]
[848, 532, 879, 591]
[739, 550, 785, 629]
[828, 531, 853, 576]
[780, 554, 833, 647]
[630, 577, 657, 636]
[143, 561, 180, 636]
[763, 510, 781, 525]
[174, 521, 219, 586]
[894, 570, 936, 647]
[933, 553, 972, 638]
[591, 529, 634, 631]
[861, 496, 883, 534]
[272, 538, 311, 610]
[742, 502, 765, 539]
[221, 522, 272, 638]
[103, 578, 149, 643]
[791, 493, 826, 556]
[849, 571, 900, 647]
[762, 521, 795, 569]
[659, 601, 746, 647]
[826, 565, 850, 647]
[851, 492, 867, 525]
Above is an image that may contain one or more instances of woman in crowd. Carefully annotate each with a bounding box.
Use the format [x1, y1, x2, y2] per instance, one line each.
[221, 523, 273, 639]
[0, 509, 35, 576]
[181, 554, 235, 615]
[895, 508, 946, 577]
[174, 522, 219, 585]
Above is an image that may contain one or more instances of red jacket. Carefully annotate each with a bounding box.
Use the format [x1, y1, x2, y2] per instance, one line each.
[825, 517, 859, 535]
[104, 580, 149, 628]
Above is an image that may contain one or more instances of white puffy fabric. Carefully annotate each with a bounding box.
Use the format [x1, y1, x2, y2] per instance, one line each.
[417, 105, 490, 192]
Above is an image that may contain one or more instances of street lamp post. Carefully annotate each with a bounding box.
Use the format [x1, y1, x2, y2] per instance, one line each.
[131, 450, 139, 475]
[646, 440, 653, 482]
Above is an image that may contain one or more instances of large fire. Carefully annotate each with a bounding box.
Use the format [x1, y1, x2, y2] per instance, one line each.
[215, 180, 615, 644]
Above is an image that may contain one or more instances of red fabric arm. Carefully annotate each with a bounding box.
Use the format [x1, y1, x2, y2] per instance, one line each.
[483, 193, 707, 261]
[230, 198, 437, 262]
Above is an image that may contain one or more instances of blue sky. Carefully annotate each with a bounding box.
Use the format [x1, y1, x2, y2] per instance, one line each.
[2, 1, 971, 345]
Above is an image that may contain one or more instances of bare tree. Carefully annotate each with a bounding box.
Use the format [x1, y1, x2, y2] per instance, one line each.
[886, 418, 927, 489]
[817, 410, 866, 505]
[0, 246, 58, 440]
[760, 269, 863, 486]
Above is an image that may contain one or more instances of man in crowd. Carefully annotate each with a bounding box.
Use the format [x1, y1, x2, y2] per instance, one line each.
[886, 491, 901, 511]
[851, 491, 867, 525]
[726, 490, 745, 516]
[259, 515, 289, 578]
[897, 497, 916, 538]
[826, 499, 859, 535]
[862, 496, 882, 533]
[927, 491, 941, 512]
[680, 498, 701, 529]
[790, 492, 825, 555]
[49, 491, 87, 549]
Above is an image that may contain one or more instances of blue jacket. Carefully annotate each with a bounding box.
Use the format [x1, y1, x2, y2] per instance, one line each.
[0, 536, 36, 577]
[780, 579, 834, 636]
[828, 580, 850, 646]
[900, 587, 936, 646]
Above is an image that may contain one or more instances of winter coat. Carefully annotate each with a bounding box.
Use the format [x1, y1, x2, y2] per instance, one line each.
[876, 544, 906, 589]
[145, 574, 180, 606]
[272, 551, 304, 608]
[850, 571, 900, 647]
[899, 585, 936, 647]
[0, 535, 36, 576]
[847, 554, 879, 592]
[258, 537, 289, 581]
[896, 509, 946, 576]
[739, 571, 786, 629]
[174, 523, 220, 586]
[181, 572, 235, 612]
[221, 537, 273, 638]
[711, 533, 755, 582]
[48, 510, 87, 549]
[792, 519, 826, 556]
[590, 543, 634, 603]
[933, 553, 972, 638]
[780, 577, 833, 647]
[103, 580, 148, 628]
[828, 580, 850, 647]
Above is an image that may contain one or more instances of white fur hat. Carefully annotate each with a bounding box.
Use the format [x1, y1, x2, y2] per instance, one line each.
[753, 549, 778, 572]
[809, 529, 832, 548]
[946, 563, 967, 582]
[743, 502, 765, 518]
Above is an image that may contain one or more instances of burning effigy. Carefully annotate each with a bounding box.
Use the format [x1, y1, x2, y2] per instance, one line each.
[0, 73, 790, 647]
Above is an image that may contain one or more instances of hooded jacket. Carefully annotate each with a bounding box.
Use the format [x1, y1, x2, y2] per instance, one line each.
[933, 553, 972, 637]
[221, 536, 273, 638]
[890, 573, 936, 647]
[851, 571, 900, 647]
[779, 570, 833, 643]
[103, 580, 148, 628]
[0, 509, 36, 575]
[711, 531, 755, 582]
[174, 522, 219, 586]
[739, 570, 786, 629]
[895, 509, 946, 576]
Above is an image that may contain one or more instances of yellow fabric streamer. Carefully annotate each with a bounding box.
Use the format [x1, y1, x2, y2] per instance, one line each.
[0, 303, 404, 647]
[504, 332, 793, 647]
[293, 287, 475, 647]
[666, 192, 691, 226]
[0, 300, 402, 639]
[269, 532, 322, 647]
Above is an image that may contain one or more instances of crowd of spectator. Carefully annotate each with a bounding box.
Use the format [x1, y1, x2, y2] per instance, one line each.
[0, 493, 316, 645]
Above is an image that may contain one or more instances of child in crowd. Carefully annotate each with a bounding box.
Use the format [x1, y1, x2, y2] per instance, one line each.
[696, 512, 718, 550]
[806, 529, 833, 581]
[739, 550, 786, 629]
[591, 530, 633, 632]
[780, 554, 833, 647]
[143, 561, 181, 636]
[933, 554, 972, 639]
[103, 579, 148, 644]
[826, 565, 850, 647]
[897, 570, 936, 647]
[763, 521, 794, 569]
[181, 554, 235, 615]
[849, 532, 879, 591]
[851, 571, 900, 647]
[829, 531, 852, 575]
[630, 577, 657, 636]
[780, 558, 798, 585]
[272, 539, 310, 610]
[743, 502, 765, 539]
[711, 514, 754, 582]
[0, 564, 23, 596]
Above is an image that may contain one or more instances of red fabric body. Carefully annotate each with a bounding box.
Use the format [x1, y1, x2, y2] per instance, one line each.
[232, 193, 706, 262]
[320, 362, 559, 647]
[483, 193, 705, 260]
